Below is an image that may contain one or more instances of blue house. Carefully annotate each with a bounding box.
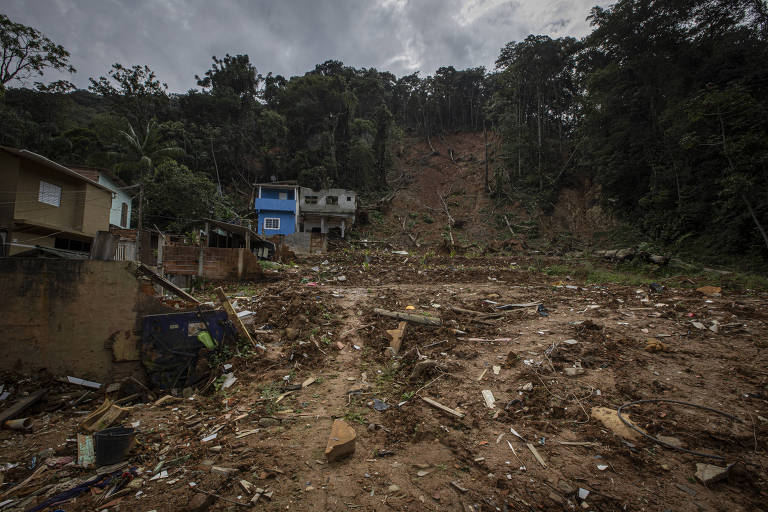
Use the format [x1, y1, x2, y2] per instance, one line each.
[253, 182, 299, 235]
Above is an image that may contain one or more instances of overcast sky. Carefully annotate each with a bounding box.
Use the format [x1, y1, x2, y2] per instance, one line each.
[4, 0, 605, 92]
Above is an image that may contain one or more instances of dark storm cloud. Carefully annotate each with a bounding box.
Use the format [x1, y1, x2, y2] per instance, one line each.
[2, 0, 602, 92]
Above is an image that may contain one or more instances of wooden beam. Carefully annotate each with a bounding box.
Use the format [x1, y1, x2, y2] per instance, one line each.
[214, 287, 259, 350]
[136, 263, 200, 304]
[386, 321, 407, 355]
[421, 396, 465, 418]
[373, 308, 441, 326]
[0, 389, 47, 426]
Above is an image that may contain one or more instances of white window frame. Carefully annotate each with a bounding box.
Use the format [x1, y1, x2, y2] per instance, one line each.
[264, 217, 280, 230]
[38, 181, 62, 207]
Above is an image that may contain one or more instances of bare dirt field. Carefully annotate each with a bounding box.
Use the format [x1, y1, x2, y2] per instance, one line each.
[1, 252, 766, 511]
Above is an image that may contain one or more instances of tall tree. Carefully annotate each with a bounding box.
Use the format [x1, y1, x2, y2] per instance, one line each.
[0, 14, 75, 95]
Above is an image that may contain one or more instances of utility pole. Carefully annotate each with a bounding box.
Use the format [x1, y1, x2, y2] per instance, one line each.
[136, 183, 143, 263]
[484, 121, 489, 193]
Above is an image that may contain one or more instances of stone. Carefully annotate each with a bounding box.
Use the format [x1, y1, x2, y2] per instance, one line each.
[548, 491, 565, 505]
[259, 417, 279, 427]
[657, 435, 683, 448]
[592, 406, 641, 441]
[388, 484, 400, 493]
[565, 367, 585, 377]
[186, 492, 215, 512]
[695, 463, 731, 485]
[520, 382, 533, 391]
[325, 419, 356, 461]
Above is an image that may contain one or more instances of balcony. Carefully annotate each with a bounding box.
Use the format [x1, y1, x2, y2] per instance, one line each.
[254, 198, 296, 212]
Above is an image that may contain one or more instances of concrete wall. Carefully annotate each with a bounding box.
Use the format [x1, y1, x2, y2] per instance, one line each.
[269, 232, 327, 255]
[299, 187, 356, 214]
[162, 245, 263, 280]
[0, 259, 170, 382]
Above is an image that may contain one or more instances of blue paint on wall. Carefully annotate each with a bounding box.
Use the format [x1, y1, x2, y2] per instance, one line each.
[260, 188, 295, 200]
[257, 211, 295, 235]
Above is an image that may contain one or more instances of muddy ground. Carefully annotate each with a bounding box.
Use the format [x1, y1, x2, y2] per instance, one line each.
[1, 252, 767, 511]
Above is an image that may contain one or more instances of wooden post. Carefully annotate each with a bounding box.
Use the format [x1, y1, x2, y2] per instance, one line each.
[198, 222, 208, 278]
[136, 183, 143, 263]
[214, 287, 259, 350]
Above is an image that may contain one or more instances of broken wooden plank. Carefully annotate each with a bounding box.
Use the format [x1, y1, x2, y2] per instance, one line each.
[137, 263, 201, 304]
[0, 389, 47, 426]
[386, 321, 407, 355]
[526, 443, 547, 468]
[421, 396, 465, 418]
[373, 308, 442, 326]
[214, 287, 259, 350]
[482, 390, 495, 409]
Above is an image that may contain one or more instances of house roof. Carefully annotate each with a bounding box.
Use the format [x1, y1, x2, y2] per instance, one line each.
[10, 245, 90, 259]
[255, 181, 298, 189]
[203, 218, 264, 242]
[0, 147, 114, 195]
[70, 165, 131, 190]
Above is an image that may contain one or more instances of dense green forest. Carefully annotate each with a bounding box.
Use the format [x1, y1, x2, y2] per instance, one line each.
[1, 0, 767, 265]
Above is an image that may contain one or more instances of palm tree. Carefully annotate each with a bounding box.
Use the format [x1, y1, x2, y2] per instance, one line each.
[111, 119, 185, 181]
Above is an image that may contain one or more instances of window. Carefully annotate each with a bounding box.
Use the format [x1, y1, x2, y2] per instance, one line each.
[304, 196, 318, 204]
[326, 196, 338, 205]
[38, 181, 61, 207]
[120, 203, 128, 227]
[264, 218, 280, 230]
[279, 192, 287, 200]
[347, 196, 352, 202]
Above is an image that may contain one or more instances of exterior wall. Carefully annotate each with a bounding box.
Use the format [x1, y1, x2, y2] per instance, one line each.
[299, 187, 356, 214]
[0, 153, 20, 240]
[14, 158, 83, 230]
[268, 233, 327, 255]
[99, 173, 132, 228]
[162, 244, 263, 280]
[0, 259, 172, 382]
[81, 183, 112, 235]
[257, 211, 295, 235]
[261, 187, 295, 200]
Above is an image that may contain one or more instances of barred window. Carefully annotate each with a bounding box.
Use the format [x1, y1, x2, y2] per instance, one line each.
[264, 218, 280, 230]
[38, 181, 61, 207]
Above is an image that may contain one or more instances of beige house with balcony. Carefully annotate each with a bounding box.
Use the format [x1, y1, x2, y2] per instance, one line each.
[0, 147, 113, 256]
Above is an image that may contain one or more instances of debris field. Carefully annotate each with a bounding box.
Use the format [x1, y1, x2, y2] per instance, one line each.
[0, 251, 766, 511]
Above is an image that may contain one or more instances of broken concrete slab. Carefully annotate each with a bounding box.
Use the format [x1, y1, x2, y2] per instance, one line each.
[695, 463, 732, 485]
[325, 419, 356, 461]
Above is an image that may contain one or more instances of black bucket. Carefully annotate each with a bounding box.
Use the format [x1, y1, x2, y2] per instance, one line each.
[94, 426, 135, 466]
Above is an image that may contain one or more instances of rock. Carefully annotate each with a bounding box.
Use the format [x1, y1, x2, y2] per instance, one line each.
[337, 275, 347, 282]
[285, 327, 299, 340]
[695, 463, 731, 485]
[259, 417, 279, 427]
[388, 484, 400, 493]
[592, 406, 641, 441]
[657, 435, 683, 448]
[520, 382, 533, 391]
[645, 338, 668, 352]
[325, 419, 356, 461]
[565, 367, 585, 377]
[696, 286, 722, 296]
[187, 492, 215, 512]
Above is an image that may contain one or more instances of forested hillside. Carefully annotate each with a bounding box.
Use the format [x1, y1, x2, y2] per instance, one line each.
[1, 0, 767, 266]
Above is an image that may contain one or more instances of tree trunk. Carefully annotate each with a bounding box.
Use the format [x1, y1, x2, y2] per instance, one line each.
[744, 195, 768, 251]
